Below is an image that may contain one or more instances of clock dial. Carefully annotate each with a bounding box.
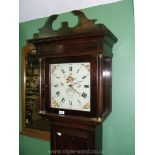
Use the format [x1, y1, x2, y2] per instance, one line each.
[50, 62, 90, 111]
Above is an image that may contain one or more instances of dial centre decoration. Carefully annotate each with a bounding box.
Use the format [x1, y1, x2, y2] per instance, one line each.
[50, 62, 91, 111]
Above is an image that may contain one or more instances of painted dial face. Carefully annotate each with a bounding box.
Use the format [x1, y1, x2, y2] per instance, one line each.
[50, 62, 90, 112]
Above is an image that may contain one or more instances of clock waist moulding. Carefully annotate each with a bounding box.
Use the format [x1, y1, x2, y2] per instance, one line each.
[24, 10, 117, 154]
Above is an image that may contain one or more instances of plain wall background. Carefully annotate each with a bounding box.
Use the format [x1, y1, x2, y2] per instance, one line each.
[19, 0, 121, 22]
[19, 0, 135, 154]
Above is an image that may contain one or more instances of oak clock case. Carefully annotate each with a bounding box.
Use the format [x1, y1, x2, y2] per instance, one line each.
[21, 10, 117, 154]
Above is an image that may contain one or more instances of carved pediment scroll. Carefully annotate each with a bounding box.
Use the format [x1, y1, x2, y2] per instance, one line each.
[33, 10, 115, 40]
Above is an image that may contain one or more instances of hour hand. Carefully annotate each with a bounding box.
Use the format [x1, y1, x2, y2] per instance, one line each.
[73, 81, 83, 88]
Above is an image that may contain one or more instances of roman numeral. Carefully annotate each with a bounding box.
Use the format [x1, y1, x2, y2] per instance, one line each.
[69, 100, 72, 106]
[61, 69, 65, 73]
[77, 68, 80, 73]
[61, 98, 65, 103]
[84, 85, 89, 88]
[54, 84, 58, 87]
[69, 66, 72, 71]
[81, 92, 87, 98]
[82, 75, 87, 79]
[56, 91, 60, 97]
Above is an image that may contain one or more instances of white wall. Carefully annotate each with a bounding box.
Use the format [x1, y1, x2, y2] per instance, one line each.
[19, 0, 121, 23]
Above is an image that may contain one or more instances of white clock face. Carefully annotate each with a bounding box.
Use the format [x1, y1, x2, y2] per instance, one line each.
[50, 62, 90, 112]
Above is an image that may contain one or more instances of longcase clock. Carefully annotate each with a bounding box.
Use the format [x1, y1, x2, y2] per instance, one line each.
[25, 10, 117, 154]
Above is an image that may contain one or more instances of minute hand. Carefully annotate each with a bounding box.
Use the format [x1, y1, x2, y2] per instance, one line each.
[69, 85, 81, 95]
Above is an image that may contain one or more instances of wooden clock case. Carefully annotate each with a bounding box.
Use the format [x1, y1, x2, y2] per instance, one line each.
[22, 10, 117, 154]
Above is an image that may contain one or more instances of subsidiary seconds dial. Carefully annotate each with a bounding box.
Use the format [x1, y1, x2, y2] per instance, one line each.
[50, 62, 91, 112]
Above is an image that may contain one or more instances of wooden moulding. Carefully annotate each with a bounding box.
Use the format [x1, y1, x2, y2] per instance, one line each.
[28, 10, 117, 46]
[20, 127, 50, 141]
